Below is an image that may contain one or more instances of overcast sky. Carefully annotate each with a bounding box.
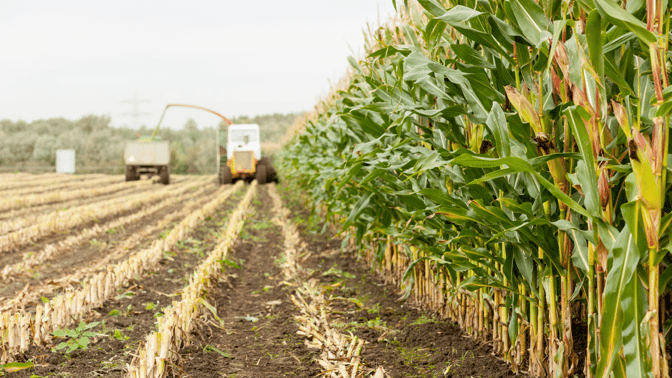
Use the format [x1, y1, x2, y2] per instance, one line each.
[0, 1, 396, 129]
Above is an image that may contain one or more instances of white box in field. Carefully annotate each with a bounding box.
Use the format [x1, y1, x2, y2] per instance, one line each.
[56, 149, 75, 174]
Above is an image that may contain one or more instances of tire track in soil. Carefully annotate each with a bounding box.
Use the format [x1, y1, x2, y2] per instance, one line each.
[275, 184, 522, 378]
[177, 185, 321, 378]
[10, 186, 247, 378]
[0, 184, 221, 306]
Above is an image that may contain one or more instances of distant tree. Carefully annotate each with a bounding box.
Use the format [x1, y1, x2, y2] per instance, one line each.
[32, 135, 59, 165]
[0, 119, 27, 134]
[77, 115, 111, 133]
[7, 131, 37, 164]
[170, 141, 188, 174]
[182, 118, 200, 144]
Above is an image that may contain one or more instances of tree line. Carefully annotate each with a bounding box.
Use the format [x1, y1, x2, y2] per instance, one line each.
[0, 112, 300, 174]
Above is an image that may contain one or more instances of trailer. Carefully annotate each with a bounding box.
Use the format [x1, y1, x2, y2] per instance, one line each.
[124, 140, 170, 184]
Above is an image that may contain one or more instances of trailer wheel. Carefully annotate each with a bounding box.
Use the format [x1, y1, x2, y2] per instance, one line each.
[256, 164, 267, 184]
[159, 165, 170, 185]
[125, 166, 138, 181]
[221, 165, 232, 185]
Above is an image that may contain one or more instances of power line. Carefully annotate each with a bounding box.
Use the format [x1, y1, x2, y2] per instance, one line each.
[120, 91, 151, 128]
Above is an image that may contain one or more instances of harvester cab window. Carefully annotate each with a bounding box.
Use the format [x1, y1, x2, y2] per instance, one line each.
[230, 130, 257, 143]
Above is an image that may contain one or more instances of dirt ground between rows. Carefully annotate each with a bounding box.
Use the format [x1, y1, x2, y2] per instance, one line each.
[277, 185, 521, 378]
[177, 185, 322, 378]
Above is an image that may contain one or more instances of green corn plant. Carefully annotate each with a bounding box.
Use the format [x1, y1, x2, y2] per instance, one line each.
[279, 0, 672, 377]
[51, 321, 101, 354]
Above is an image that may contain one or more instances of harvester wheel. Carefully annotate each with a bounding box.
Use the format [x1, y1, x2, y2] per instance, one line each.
[125, 166, 138, 182]
[159, 165, 170, 185]
[268, 164, 278, 183]
[256, 164, 267, 184]
[259, 157, 277, 182]
[221, 165, 232, 185]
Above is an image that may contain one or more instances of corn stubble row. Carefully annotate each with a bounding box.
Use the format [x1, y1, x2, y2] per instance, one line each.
[0, 181, 151, 225]
[0, 181, 218, 310]
[2, 175, 123, 198]
[0, 177, 204, 253]
[268, 185, 384, 378]
[0, 177, 211, 279]
[127, 181, 257, 378]
[66, 183, 221, 283]
[0, 178, 185, 237]
[0, 173, 103, 190]
[0, 176, 163, 224]
[0, 177, 154, 213]
[0, 181, 244, 363]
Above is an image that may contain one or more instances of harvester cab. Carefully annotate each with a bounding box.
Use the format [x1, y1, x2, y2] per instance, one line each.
[228, 124, 261, 168]
[219, 124, 276, 185]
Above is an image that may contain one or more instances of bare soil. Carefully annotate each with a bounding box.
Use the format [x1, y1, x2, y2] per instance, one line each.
[177, 185, 321, 378]
[275, 185, 521, 378]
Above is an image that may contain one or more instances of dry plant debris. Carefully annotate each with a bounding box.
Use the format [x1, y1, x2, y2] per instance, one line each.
[268, 184, 387, 378]
[127, 181, 257, 378]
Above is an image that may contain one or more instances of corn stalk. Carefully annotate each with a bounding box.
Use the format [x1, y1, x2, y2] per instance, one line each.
[279, 0, 672, 376]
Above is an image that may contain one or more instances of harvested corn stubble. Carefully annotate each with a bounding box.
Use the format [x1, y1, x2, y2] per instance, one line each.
[127, 181, 257, 378]
[268, 184, 384, 378]
[0, 176, 153, 213]
[0, 177, 213, 281]
[0, 181, 221, 311]
[0, 180, 243, 363]
[0, 177, 205, 253]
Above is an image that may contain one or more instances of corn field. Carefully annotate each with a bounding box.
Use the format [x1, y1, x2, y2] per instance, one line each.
[280, 0, 672, 376]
